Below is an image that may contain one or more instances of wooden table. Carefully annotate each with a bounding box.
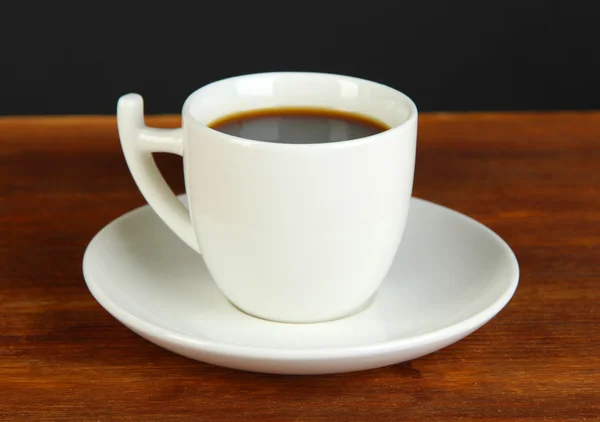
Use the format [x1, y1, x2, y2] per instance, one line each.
[1, 113, 598, 421]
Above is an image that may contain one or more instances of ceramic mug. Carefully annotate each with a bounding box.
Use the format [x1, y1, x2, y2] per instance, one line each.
[117, 72, 418, 323]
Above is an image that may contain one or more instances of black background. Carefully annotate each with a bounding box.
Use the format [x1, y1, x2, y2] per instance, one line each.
[1, 0, 599, 115]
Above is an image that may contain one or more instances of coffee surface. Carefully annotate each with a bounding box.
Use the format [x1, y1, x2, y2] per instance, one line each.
[209, 107, 390, 144]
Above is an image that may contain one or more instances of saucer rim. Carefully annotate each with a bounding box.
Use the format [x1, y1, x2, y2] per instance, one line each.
[83, 195, 519, 360]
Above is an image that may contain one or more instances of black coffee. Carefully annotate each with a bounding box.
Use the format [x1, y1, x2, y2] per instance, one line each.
[209, 107, 390, 144]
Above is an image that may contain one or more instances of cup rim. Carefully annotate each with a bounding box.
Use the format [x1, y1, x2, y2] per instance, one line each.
[182, 71, 418, 149]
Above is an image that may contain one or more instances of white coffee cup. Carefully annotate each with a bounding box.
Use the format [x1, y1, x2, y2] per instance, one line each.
[117, 72, 417, 323]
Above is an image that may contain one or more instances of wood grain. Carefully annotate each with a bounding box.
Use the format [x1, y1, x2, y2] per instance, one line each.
[1, 113, 599, 421]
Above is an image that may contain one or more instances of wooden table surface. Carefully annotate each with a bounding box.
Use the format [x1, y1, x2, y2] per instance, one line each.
[1, 113, 599, 421]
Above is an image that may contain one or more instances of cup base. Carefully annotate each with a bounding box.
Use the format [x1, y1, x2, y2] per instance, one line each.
[227, 293, 377, 324]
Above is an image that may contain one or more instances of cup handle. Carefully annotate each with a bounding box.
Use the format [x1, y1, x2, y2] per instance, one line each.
[117, 93, 201, 253]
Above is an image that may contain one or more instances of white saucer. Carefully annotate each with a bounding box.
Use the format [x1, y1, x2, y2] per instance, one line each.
[83, 195, 519, 375]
